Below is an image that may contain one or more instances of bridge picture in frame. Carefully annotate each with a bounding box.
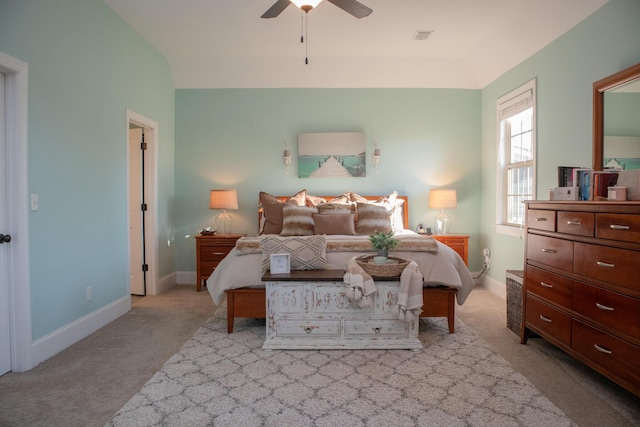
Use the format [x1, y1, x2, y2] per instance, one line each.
[298, 132, 366, 178]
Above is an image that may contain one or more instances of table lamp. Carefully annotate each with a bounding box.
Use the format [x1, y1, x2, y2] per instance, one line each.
[209, 189, 238, 235]
[428, 189, 457, 234]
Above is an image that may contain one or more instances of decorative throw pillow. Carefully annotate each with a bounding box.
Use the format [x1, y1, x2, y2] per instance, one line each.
[313, 213, 356, 235]
[327, 193, 351, 204]
[281, 205, 317, 236]
[317, 202, 355, 215]
[356, 202, 394, 235]
[260, 235, 327, 273]
[391, 198, 405, 231]
[306, 194, 327, 207]
[259, 190, 307, 234]
[349, 192, 370, 203]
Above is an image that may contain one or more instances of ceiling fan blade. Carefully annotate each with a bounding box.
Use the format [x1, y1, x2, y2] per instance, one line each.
[327, 0, 372, 18]
[261, 0, 292, 19]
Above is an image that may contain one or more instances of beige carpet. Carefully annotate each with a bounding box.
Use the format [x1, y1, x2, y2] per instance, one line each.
[107, 308, 576, 426]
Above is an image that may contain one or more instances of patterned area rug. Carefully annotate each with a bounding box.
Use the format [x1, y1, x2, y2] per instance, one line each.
[107, 308, 575, 427]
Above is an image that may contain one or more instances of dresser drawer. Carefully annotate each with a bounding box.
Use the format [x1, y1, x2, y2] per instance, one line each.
[525, 297, 572, 346]
[574, 282, 640, 338]
[345, 320, 408, 337]
[276, 320, 341, 337]
[199, 245, 232, 262]
[596, 213, 640, 243]
[572, 320, 640, 388]
[527, 209, 556, 232]
[525, 265, 572, 308]
[574, 243, 640, 293]
[557, 212, 594, 237]
[527, 234, 573, 271]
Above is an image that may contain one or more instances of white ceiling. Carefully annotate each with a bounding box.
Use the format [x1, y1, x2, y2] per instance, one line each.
[102, 0, 609, 89]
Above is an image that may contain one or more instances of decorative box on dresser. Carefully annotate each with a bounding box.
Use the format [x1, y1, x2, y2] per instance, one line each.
[522, 201, 640, 397]
[195, 234, 245, 292]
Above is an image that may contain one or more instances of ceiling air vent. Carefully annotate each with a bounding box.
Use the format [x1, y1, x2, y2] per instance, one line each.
[413, 30, 433, 41]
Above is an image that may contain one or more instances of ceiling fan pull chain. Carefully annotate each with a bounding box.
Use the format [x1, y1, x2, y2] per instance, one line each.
[300, 11, 304, 43]
[305, 13, 309, 64]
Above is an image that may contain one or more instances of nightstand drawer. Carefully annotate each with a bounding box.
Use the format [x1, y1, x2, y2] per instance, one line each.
[199, 246, 232, 262]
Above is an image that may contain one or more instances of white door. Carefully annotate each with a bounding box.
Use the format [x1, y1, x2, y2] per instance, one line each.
[128, 127, 145, 295]
[0, 71, 12, 375]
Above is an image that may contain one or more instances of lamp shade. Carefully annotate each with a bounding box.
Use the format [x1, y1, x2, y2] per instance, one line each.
[209, 189, 238, 210]
[428, 189, 457, 209]
[291, 0, 323, 9]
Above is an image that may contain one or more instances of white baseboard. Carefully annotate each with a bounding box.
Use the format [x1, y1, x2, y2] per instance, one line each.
[31, 296, 130, 368]
[176, 271, 196, 286]
[157, 272, 177, 295]
[479, 274, 506, 300]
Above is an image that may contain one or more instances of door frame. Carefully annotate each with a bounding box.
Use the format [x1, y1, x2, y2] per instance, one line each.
[0, 51, 32, 372]
[126, 110, 159, 295]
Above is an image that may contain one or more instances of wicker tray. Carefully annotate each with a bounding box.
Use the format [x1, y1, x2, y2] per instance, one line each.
[356, 255, 409, 277]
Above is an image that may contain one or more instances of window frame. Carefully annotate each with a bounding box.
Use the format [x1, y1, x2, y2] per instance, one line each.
[495, 79, 537, 237]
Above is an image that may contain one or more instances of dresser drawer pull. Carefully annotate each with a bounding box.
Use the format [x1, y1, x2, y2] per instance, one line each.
[566, 220, 582, 225]
[212, 252, 226, 255]
[535, 217, 548, 222]
[304, 327, 313, 334]
[594, 344, 612, 355]
[596, 303, 614, 311]
[540, 248, 557, 254]
[539, 315, 552, 323]
[540, 282, 553, 288]
[596, 261, 615, 268]
[372, 327, 381, 334]
[609, 224, 630, 230]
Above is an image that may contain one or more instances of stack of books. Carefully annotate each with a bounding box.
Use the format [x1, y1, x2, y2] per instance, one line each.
[553, 166, 619, 201]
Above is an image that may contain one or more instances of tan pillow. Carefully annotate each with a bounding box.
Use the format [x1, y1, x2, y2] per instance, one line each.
[349, 192, 370, 203]
[374, 191, 402, 231]
[327, 193, 351, 204]
[259, 190, 307, 234]
[317, 202, 355, 215]
[313, 213, 356, 235]
[260, 235, 327, 273]
[306, 194, 327, 207]
[281, 205, 317, 236]
[356, 202, 393, 235]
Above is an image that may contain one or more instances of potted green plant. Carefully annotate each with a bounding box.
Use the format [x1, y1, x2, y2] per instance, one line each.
[369, 231, 399, 262]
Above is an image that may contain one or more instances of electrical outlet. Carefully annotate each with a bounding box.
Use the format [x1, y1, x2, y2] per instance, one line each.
[86, 286, 92, 301]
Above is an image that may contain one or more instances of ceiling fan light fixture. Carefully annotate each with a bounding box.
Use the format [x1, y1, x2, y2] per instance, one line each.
[290, 0, 323, 12]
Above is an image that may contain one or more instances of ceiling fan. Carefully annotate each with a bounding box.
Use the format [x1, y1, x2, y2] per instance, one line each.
[261, 0, 372, 19]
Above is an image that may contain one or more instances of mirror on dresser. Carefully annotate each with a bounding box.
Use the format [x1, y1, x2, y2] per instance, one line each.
[593, 62, 640, 171]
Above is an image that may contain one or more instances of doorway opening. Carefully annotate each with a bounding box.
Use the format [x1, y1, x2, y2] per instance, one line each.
[127, 110, 158, 297]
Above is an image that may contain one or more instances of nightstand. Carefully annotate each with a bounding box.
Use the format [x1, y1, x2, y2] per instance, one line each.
[195, 234, 245, 291]
[430, 234, 470, 266]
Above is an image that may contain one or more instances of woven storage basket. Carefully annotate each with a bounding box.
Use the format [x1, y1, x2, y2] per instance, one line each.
[356, 255, 409, 277]
[506, 270, 524, 335]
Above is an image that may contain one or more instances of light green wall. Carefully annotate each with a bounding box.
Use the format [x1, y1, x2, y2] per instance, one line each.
[0, 0, 176, 339]
[175, 88, 482, 271]
[479, 0, 640, 283]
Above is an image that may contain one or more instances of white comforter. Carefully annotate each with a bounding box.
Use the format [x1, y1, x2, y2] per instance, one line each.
[206, 231, 475, 306]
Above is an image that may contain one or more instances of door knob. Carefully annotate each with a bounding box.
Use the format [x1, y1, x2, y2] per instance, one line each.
[0, 234, 11, 243]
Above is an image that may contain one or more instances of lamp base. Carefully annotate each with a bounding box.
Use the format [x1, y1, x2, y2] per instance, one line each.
[434, 209, 451, 234]
[216, 211, 233, 235]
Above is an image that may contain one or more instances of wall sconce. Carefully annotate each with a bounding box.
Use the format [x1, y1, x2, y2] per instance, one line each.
[209, 189, 239, 235]
[372, 147, 381, 173]
[284, 149, 291, 174]
[428, 188, 457, 234]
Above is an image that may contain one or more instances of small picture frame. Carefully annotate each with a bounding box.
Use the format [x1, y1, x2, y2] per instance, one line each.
[270, 253, 291, 274]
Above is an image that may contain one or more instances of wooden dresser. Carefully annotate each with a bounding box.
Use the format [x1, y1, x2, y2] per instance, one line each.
[195, 234, 245, 291]
[522, 201, 640, 396]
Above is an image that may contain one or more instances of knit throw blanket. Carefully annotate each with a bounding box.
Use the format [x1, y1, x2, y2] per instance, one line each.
[343, 255, 424, 321]
[235, 235, 438, 255]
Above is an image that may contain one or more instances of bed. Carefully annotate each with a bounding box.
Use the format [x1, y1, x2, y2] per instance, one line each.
[205, 191, 475, 333]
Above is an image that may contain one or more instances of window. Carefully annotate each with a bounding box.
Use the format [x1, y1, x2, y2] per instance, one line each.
[496, 80, 536, 235]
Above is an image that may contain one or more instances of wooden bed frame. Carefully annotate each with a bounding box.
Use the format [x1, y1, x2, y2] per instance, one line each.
[223, 194, 457, 334]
